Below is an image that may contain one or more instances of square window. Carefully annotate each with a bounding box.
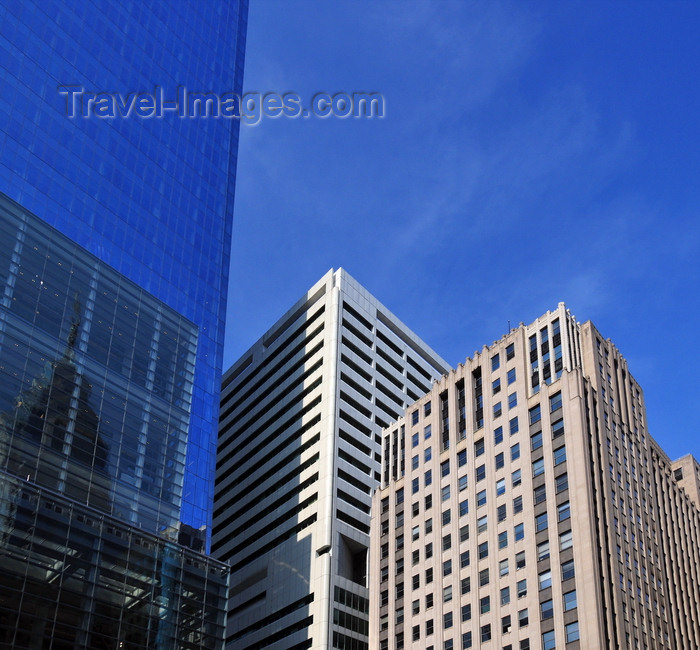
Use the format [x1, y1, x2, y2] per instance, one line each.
[496, 480, 506, 497]
[494, 426, 504, 445]
[512, 468, 522, 487]
[501, 586, 511, 605]
[459, 499, 469, 517]
[515, 522, 525, 541]
[518, 608, 529, 627]
[479, 567, 489, 586]
[461, 603, 472, 622]
[509, 416, 519, 435]
[480, 596, 490, 614]
[477, 515, 488, 534]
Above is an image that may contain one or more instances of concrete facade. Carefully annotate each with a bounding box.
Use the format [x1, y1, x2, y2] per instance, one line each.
[369, 303, 700, 650]
[213, 269, 450, 649]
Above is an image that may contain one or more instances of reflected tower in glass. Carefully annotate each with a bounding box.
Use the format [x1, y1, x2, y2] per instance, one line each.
[0, 0, 248, 535]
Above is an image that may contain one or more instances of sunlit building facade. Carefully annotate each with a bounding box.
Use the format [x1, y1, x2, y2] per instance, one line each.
[213, 269, 450, 649]
[370, 304, 700, 650]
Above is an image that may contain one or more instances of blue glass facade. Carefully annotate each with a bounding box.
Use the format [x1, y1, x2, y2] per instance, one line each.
[0, 0, 248, 532]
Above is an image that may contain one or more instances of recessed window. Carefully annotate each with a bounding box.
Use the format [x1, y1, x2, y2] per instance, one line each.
[553, 445, 566, 465]
[513, 495, 523, 514]
[491, 354, 500, 371]
[506, 343, 515, 360]
[535, 512, 548, 532]
[565, 621, 580, 642]
[508, 392, 517, 409]
[492, 378, 501, 394]
[532, 458, 545, 478]
[563, 589, 577, 611]
[559, 530, 573, 550]
[540, 599, 554, 620]
[539, 570, 552, 590]
[507, 367, 516, 384]
[549, 391, 562, 412]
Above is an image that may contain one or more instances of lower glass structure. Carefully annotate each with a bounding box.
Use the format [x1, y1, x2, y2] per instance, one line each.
[0, 471, 227, 649]
[0, 194, 228, 647]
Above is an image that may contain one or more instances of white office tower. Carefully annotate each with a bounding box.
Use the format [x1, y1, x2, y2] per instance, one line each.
[213, 269, 451, 650]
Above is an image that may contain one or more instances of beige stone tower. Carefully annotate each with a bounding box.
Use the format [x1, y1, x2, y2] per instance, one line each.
[369, 303, 700, 650]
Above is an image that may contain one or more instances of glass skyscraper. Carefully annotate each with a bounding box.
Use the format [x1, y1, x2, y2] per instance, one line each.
[0, 0, 248, 533]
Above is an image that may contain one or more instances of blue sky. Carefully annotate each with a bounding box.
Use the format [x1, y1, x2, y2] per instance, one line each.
[225, 1, 700, 462]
